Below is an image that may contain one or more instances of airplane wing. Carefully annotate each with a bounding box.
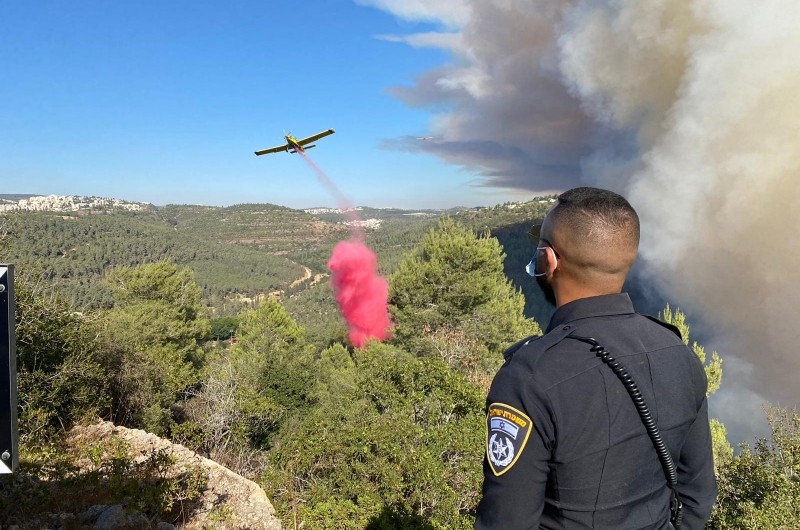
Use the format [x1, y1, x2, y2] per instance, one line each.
[254, 144, 290, 156]
[297, 128, 335, 147]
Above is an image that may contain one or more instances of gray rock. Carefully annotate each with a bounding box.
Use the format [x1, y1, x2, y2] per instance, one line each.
[155, 523, 177, 530]
[93, 504, 149, 530]
[81, 505, 110, 523]
[72, 421, 284, 529]
[54, 512, 77, 527]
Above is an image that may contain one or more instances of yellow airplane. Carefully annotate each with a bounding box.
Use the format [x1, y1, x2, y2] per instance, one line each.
[254, 129, 335, 156]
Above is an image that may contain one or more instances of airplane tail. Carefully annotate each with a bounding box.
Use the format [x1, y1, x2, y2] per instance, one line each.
[291, 145, 317, 154]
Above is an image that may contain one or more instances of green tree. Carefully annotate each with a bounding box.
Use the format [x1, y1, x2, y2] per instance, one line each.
[264, 342, 485, 530]
[208, 316, 239, 341]
[185, 299, 316, 461]
[283, 282, 349, 349]
[660, 305, 723, 396]
[237, 299, 308, 362]
[659, 305, 732, 468]
[709, 406, 800, 529]
[388, 218, 540, 384]
[0, 217, 12, 258]
[101, 261, 210, 434]
[13, 273, 109, 445]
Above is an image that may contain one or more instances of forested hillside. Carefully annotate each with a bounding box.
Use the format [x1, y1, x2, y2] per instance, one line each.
[286, 197, 559, 340]
[3, 205, 351, 311]
[159, 203, 349, 253]
[2, 198, 558, 319]
[1, 202, 798, 529]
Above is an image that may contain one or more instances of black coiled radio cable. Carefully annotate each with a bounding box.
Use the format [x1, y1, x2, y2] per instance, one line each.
[569, 334, 683, 529]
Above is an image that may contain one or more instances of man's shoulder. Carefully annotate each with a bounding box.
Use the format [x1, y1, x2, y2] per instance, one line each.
[642, 314, 684, 341]
[491, 326, 580, 411]
[505, 313, 688, 371]
[503, 324, 579, 367]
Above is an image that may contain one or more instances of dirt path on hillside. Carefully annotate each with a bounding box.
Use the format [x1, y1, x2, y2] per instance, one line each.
[289, 265, 313, 289]
[310, 272, 327, 287]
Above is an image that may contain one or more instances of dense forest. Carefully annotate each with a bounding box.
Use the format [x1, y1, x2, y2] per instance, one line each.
[1, 200, 798, 529]
[3, 199, 559, 323]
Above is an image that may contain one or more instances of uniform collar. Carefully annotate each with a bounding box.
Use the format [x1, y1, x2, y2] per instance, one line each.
[546, 293, 635, 333]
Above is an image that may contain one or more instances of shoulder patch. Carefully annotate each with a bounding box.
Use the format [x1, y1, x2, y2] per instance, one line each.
[644, 315, 683, 340]
[485, 403, 532, 476]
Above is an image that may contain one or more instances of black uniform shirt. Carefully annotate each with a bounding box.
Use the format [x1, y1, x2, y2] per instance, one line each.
[475, 293, 717, 530]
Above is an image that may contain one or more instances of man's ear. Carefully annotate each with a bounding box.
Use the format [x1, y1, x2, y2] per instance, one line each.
[544, 247, 559, 275]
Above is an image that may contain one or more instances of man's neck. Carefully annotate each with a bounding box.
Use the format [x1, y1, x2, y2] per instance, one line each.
[555, 284, 623, 309]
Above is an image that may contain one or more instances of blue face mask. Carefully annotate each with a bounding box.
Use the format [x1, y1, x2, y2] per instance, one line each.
[525, 247, 555, 277]
[525, 254, 539, 277]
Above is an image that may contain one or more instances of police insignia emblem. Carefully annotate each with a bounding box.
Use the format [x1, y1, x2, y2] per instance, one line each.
[486, 403, 532, 476]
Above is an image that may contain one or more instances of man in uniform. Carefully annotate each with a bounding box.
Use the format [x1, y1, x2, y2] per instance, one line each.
[475, 187, 717, 529]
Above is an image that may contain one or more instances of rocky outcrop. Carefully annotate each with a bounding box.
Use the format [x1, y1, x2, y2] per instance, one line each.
[70, 421, 283, 530]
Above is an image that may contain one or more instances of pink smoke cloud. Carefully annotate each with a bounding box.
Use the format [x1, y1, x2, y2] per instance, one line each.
[327, 239, 393, 348]
[294, 150, 392, 346]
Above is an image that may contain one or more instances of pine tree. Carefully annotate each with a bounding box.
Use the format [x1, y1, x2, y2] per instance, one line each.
[101, 261, 210, 434]
[186, 299, 317, 456]
[263, 342, 485, 530]
[388, 218, 540, 384]
[709, 407, 800, 529]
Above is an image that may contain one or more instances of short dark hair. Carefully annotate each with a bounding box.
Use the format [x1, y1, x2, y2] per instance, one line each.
[551, 187, 640, 250]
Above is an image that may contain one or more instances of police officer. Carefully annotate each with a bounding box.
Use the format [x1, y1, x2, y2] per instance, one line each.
[475, 187, 717, 529]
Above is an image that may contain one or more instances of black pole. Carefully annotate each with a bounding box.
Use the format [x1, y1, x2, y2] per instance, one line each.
[0, 264, 18, 474]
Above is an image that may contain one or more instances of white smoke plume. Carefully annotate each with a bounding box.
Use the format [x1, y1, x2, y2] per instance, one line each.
[364, 0, 800, 440]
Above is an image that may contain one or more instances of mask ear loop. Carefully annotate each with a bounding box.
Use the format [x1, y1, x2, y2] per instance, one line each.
[545, 246, 558, 275]
[539, 246, 558, 276]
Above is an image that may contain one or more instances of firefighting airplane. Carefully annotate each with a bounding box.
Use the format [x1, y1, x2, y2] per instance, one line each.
[254, 129, 335, 156]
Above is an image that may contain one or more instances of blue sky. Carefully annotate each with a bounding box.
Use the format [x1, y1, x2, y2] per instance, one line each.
[0, 1, 526, 209]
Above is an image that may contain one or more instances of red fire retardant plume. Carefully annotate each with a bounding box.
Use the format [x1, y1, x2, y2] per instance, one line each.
[295, 149, 392, 346]
[328, 239, 392, 347]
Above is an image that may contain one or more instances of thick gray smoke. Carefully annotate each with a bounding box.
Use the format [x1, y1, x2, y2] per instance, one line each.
[362, 0, 800, 442]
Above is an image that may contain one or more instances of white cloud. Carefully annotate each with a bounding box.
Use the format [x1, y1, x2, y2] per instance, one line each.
[375, 32, 466, 55]
[355, 0, 471, 28]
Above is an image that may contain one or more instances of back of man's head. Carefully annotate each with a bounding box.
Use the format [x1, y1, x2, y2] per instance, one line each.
[547, 187, 640, 289]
